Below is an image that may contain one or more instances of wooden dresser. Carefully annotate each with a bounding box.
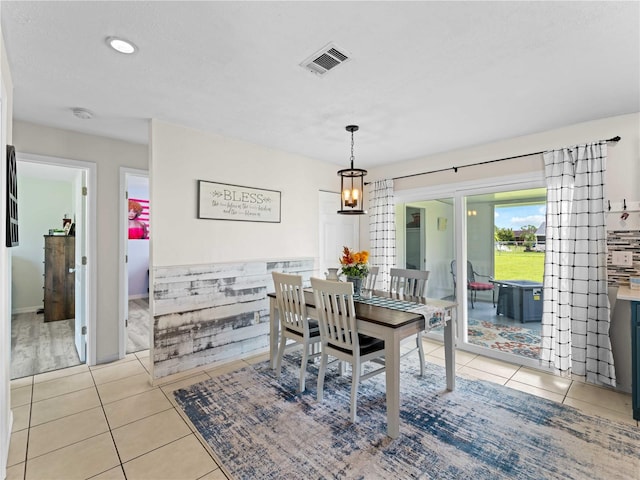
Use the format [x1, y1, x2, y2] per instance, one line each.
[44, 235, 75, 322]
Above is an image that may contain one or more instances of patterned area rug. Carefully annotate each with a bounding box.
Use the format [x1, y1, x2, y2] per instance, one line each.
[174, 355, 638, 479]
[467, 318, 541, 359]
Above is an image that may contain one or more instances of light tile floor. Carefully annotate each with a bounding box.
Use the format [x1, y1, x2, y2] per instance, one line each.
[8, 341, 637, 480]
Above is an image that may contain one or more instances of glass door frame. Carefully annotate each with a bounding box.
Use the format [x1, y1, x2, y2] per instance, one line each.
[395, 172, 546, 369]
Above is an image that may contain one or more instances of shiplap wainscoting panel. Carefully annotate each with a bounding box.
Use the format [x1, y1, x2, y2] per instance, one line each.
[153, 258, 314, 378]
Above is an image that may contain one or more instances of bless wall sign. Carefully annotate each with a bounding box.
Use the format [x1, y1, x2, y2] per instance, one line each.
[198, 180, 281, 223]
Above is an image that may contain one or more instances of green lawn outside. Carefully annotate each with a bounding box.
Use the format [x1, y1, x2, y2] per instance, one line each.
[494, 246, 544, 282]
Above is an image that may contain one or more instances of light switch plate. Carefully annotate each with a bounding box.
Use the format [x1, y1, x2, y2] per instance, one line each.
[612, 250, 633, 266]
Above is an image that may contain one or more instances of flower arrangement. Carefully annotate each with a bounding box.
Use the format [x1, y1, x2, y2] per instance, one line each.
[339, 246, 370, 278]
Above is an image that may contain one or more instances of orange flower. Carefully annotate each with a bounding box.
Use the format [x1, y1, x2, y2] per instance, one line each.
[339, 246, 370, 278]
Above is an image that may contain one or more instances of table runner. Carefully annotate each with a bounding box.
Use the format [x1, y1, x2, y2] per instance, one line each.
[355, 294, 447, 330]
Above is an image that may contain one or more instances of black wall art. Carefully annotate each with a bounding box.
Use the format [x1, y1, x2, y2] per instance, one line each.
[6, 145, 19, 247]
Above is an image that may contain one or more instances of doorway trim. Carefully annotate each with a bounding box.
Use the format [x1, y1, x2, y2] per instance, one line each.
[118, 167, 149, 358]
[1, 74, 10, 480]
[16, 152, 98, 366]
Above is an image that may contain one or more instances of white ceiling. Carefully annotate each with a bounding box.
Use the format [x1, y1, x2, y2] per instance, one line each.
[2, 1, 639, 169]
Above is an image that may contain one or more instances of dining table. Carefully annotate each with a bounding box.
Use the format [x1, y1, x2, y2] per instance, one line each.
[267, 288, 457, 439]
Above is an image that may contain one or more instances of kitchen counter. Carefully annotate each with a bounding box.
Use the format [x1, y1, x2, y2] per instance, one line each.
[616, 285, 640, 301]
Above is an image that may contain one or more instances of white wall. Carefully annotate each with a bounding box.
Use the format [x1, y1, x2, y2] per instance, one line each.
[11, 176, 74, 312]
[149, 120, 343, 378]
[150, 120, 339, 268]
[1, 25, 14, 480]
[12, 121, 148, 364]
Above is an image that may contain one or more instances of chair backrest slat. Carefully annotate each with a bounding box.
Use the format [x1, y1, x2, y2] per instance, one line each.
[363, 266, 379, 291]
[389, 268, 429, 296]
[311, 277, 358, 354]
[272, 272, 309, 336]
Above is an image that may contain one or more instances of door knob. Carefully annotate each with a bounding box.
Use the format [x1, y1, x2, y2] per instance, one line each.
[69, 268, 76, 273]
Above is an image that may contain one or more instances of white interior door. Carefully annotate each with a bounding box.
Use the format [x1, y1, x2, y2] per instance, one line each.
[319, 191, 359, 278]
[74, 170, 87, 362]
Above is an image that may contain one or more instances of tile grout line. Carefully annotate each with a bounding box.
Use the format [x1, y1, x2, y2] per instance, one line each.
[21, 375, 35, 480]
[561, 379, 573, 405]
[164, 366, 235, 480]
[89, 358, 130, 480]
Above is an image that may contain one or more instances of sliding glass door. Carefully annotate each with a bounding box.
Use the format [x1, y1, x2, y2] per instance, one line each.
[395, 178, 546, 368]
[462, 188, 546, 366]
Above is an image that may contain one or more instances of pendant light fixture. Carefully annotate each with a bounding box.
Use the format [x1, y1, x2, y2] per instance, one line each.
[337, 125, 367, 215]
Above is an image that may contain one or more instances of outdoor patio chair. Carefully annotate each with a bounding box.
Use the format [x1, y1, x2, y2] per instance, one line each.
[450, 260, 494, 308]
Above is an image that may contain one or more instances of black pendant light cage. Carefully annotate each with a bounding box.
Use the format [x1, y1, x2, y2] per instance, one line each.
[337, 125, 367, 215]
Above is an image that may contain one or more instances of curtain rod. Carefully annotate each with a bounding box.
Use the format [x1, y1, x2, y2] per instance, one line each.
[373, 135, 621, 183]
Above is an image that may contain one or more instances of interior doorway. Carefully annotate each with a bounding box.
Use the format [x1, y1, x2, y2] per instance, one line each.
[396, 198, 454, 300]
[10, 153, 96, 379]
[119, 168, 150, 356]
[405, 206, 425, 270]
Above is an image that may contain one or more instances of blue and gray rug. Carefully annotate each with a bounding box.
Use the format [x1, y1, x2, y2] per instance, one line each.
[174, 355, 638, 479]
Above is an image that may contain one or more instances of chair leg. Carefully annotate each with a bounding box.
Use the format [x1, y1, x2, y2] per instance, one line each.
[275, 332, 287, 378]
[317, 352, 328, 402]
[416, 332, 425, 377]
[350, 360, 360, 423]
[299, 343, 309, 393]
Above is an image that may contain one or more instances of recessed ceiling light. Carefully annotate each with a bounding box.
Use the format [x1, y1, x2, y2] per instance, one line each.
[106, 36, 137, 54]
[71, 108, 94, 120]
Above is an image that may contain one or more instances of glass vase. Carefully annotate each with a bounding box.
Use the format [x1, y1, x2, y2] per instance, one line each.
[346, 275, 363, 296]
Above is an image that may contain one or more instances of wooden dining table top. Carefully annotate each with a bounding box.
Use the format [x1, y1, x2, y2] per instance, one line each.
[267, 289, 457, 329]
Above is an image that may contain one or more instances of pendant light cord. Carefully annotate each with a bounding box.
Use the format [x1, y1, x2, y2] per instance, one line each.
[350, 129, 355, 169]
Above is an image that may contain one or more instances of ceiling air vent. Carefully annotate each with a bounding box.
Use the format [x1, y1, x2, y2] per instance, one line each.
[300, 43, 350, 77]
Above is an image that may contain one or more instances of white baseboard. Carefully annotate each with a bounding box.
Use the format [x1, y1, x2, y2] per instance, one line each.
[11, 306, 41, 315]
[128, 294, 149, 300]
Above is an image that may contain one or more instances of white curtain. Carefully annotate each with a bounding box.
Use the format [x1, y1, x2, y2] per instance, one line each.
[368, 179, 395, 290]
[541, 141, 615, 387]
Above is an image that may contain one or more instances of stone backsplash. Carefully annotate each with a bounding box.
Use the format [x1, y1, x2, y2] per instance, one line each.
[607, 230, 640, 286]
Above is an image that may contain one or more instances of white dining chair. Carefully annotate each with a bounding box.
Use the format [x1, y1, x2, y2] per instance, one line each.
[272, 272, 322, 392]
[363, 266, 379, 291]
[311, 277, 386, 422]
[389, 267, 429, 296]
[388, 268, 430, 377]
